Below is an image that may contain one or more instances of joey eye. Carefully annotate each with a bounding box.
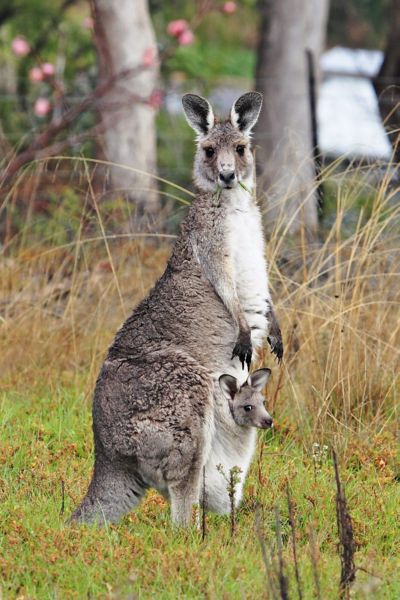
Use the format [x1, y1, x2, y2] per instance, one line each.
[243, 405, 253, 412]
[204, 147, 215, 158]
[236, 145, 245, 156]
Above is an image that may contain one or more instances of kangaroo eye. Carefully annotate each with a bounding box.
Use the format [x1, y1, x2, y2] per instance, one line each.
[244, 405, 253, 412]
[236, 145, 245, 156]
[204, 147, 215, 158]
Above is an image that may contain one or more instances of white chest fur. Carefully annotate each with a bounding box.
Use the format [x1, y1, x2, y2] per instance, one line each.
[205, 188, 271, 514]
[227, 188, 270, 350]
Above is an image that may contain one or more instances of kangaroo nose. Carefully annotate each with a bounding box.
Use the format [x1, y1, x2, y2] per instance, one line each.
[219, 171, 236, 184]
[262, 417, 273, 429]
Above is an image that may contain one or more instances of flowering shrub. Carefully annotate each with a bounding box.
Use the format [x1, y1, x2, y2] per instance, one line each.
[223, 2, 237, 14]
[41, 62, 55, 77]
[166, 18, 195, 46]
[33, 97, 51, 117]
[167, 19, 189, 37]
[29, 67, 43, 83]
[177, 29, 195, 46]
[3, 0, 246, 169]
[11, 36, 30, 56]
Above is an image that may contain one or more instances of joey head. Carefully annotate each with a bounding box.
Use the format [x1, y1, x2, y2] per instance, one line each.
[219, 368, 273, 429]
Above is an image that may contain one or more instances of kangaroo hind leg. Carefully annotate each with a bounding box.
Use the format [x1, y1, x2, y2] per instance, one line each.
[69, 459, 147, 525]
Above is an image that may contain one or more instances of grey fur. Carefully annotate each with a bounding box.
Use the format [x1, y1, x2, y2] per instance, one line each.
[70, 92, 283, 527]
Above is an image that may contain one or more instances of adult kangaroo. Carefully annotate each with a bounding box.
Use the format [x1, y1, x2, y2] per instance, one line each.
[70, 92, 283, 526]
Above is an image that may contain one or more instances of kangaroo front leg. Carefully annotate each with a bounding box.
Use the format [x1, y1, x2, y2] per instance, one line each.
[266, 301, 283, 362]
[190, 231, 252, 369]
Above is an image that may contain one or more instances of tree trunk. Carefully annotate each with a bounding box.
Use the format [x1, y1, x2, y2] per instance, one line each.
[374, 0, 400, 163]
[255, 0, 330, 236]
[93, 0, 160, 226]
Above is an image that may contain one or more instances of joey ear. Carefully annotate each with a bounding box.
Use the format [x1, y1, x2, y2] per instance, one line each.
[230, 92, 263, 134]
[219, 374, 239, 401]
[182, 94, 215, 136]
[247, 368, 271, 391]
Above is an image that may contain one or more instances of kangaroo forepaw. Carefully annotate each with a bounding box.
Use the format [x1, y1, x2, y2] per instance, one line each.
[267, 335, 283, 363]
[231, 332, 252, 370]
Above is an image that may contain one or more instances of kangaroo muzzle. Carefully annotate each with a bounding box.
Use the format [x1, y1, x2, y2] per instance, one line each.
[219, 169, 237, 188]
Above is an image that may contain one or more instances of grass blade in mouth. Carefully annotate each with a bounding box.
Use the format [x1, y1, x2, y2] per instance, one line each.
[238, 181, 252, 194]
[213, 187, 222, 205]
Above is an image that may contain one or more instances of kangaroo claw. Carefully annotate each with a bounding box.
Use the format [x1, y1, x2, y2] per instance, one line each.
[267, 335, 284, 363]
[231, 331, 253, 370]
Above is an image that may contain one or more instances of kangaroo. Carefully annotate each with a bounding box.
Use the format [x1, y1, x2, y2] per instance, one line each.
[219, 368, 273, 429]
[70, 92, 283, 526]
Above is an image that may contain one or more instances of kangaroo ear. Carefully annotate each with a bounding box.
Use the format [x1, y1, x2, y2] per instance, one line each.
[182, 94, 215, 136]
[230, 92, 263, 134]
[247, 368, 271, 391]
[219, 374, 239, 401]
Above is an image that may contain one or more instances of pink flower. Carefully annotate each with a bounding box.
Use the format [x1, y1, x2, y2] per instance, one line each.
[142, 46, 156, 67]
[167, 19, 189, 38]
[223, 1, 237, 14]
[29, 67, 43, 83]
[41, 62, 55, 77]
[177, 29, 194, 46]
[34, 97, 51, 117]
[148, 89, 163, 110]
[11, 36, 30, 57]
[83, 16, 94, 30]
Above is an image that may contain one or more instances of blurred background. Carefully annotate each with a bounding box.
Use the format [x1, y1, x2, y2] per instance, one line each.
[0, 1, 399, 428]
[0, 0, 399, 237]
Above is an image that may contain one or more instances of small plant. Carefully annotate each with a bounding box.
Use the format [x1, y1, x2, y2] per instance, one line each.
[312, 442, 329, 480]
[217, 464, 242, 537]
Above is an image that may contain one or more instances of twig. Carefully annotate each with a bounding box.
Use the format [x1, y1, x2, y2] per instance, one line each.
[332, 449, 356, 599]
[308, 524, 321, 600]
[255, 505, 278, 600]
[229, 467, 240, 537]
[274, 506, 289, 600]
[1, 63, 149, 184]
[201, 465, 207, 541]
[257, 437, 265, 486]
[60, 478, 65, 516]
[306, 48, 324, 218]
[286, 483, 303, 600]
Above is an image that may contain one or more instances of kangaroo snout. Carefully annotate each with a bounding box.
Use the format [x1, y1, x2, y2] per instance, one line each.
[260, 416, 273, 429]
[219, 170, 236, 187]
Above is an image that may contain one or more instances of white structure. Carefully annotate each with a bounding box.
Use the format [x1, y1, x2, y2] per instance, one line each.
[318, 46, 392, 160]
[165, 46, 392, 161]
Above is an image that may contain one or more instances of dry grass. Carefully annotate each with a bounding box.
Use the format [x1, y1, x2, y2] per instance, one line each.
[2, 157, 399, 445]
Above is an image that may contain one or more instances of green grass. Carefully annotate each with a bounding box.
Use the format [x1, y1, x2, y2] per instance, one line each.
[1, 155, 400, 597]
[1, 382, 399, 599]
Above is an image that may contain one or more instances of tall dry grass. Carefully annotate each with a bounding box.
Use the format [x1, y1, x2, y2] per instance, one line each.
[1, 157, 399, 447]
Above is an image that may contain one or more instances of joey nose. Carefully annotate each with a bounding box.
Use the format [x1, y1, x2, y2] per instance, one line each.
[262, 417, 273, 429]
[219, 171, 236, 185]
